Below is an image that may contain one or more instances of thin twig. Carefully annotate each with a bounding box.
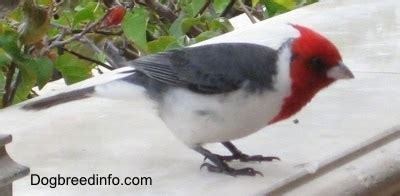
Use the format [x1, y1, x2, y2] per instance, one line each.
[62, 47, 114, 70]
[44, 22, 99, 54]
[149, 12, 170, 34]
[2, 62, 16, 107]
[81, 36, 118, 68]
[143, 0, 178, 22]
[143, 0, 202, 37]
[8, 71, 22, 106]
[236, 0, 257, 23]
[196, 0, 211, 17]
[220, 0, 235, 17]
[251, 4, 264, 20]
[122, 47, 139, 60]
[71, 29, 123, 36]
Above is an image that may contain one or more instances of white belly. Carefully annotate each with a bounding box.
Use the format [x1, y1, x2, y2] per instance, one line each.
[159, 87, 288, 146]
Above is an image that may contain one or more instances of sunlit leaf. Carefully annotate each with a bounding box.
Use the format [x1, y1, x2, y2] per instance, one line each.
[0, 31, 24, 61]
[122, 7, 149, 52]
[274, 0, 296, 9]
[304, 0, 318, 5]
[170, 16, 203, 38]
[27, 57, 53, 89]
[14, 67, 36, 103]
[207, 18, 234, 32]
[147, 36, 178, 54]
[213, 0, 231, 14]
[0, 71, 5, 100]
[169, 14, 187, 38]
[194, 31, 220, 42]
[0, 49, 11, 67]
[55, 53, 93, 84]
[36, 0, 52, 6]
[263, 0, 290, 17]
[182, 0, 206, 17]
[182, 17, 203, 35]
[73, 7, 95, 27]
[252, 0, 260, 7]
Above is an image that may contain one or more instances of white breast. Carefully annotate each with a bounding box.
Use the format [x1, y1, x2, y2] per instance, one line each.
[160, 46, 292, 147]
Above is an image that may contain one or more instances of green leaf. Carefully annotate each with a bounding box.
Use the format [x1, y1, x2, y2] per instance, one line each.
[304, 0, 318, 5]
[0, 49, 11, 68]
[207, 18, 234, 32]
[73, 7, 95, 27]
[55, 53, 93, 84]
[122, 7, 149, 53]
[263, 0, 290, 17]
[274, 0, 296, 9]
[252, 0, 260, 6]
[147, 36, 178, 54]
[169, 15, 203, 38]
[0, 31, 52, 89]
[27, 57, 53, 89]
[14, 68, 36, 104]
[36, 0, 53, 6]
[169, 14, 187, 38]
[0, 70, 6, 99]
[0, 31, 24, 61]
[7, 6, 23, 21]
[182, 0, 206, 17]
[213, 0, 231, 14]
[194, 31, 220, 43]
[182, 17, 203, 34]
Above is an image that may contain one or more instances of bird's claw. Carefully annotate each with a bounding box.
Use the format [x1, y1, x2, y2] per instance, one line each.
[200, 162, 263, 177]
[219, 154, 280, 162]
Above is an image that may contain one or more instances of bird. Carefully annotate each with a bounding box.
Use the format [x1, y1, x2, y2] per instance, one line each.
[21, 24, 354, 176]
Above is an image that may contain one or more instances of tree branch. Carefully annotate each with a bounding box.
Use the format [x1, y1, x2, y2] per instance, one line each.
[142, 0, 202, 37]
[2, 62, 16, 108]
[143, 0, 178, 21]
[196, 0, 211, 17]
[8, 72, 21, 105]
[236, 0, 257, 24]
[46, 22, 99, 50]
[81, 36, 118, 69]
[220, 0, 235, 17]
[62, 47, 114, 70]
[71, 29, 123, 36]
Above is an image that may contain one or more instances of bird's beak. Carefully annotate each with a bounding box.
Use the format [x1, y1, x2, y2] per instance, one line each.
[327, 63, 354, 80]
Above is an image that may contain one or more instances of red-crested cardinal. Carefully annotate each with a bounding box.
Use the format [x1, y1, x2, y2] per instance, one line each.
[22, 24, 354, 176]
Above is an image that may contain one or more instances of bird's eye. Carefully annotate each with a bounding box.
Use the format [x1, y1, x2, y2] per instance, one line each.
[310, 57, 325, 72]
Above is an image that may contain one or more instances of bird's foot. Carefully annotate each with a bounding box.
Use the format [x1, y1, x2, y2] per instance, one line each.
[218, 153, 280, 162]
[200, 162, 263, 177]
[220, 141, 280, 162]
[195, 146, 264, 176]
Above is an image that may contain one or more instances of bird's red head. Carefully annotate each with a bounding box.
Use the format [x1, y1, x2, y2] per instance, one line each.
[270, 24, 354, 124]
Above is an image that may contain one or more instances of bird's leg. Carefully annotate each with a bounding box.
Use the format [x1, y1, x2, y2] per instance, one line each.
[194, 146, 263, 176]
[219, 141, 280, 162]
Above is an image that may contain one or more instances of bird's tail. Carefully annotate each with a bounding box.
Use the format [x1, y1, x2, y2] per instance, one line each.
[21, 69, 141, 111]
[21, 86, 95, 110]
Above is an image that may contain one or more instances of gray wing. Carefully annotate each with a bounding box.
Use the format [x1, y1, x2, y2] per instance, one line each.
[128, 43, 278, 94]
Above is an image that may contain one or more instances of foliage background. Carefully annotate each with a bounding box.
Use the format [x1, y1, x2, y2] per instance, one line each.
[0, 0, 317, 108]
